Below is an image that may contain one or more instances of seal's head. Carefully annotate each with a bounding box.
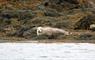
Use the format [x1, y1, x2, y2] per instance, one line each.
[37, 27, 43, 36]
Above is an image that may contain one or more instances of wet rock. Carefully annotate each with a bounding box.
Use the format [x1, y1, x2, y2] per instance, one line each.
[37, 4, 62, 17]
[8, 25, 38, 39]
[43, 0, 79, 11]
[0, 25, 15, 34]
[74, 14, 95, 30]
[0, 10, 35, 20]
[23, 28, 37, 39]
[33, 10, 45, 17]
[10, 26, 31, 37]
[77, 34, 95, 40]
[44, 8, 62, 17]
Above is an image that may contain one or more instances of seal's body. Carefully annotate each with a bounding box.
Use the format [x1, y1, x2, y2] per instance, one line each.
[37, 27, 70, 36]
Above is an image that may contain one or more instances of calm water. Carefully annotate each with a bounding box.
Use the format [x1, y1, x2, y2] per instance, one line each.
[0, 43, 95, 60]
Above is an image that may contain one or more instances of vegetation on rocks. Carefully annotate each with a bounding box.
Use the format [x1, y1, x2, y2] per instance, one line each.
[0, 0, 95, 41]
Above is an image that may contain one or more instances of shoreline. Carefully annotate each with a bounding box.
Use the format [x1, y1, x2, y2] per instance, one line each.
[0, 39, 95, 43]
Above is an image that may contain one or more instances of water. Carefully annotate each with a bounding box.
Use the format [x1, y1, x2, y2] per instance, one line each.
[0, 43, 95, 60]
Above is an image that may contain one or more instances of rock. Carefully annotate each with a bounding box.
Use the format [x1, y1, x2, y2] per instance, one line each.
[0, 10, 35, 20]
[33, 10, 45, 17]
[44, 8, 62, 17]
[0, 25, 15, 34]
[43, 0, 94, 12]
[23, 28, 37, 39]
[90, 24, 95, 31]
[37, 4, 62, 17]
[74, 14, 95, 30]
[10, 26, 30, 37]
[77, 34, 95, 40]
